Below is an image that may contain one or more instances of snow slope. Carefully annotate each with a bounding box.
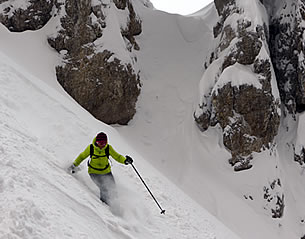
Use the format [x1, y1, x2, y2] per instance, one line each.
[1, 1, 305, 238]
[118, 2, 305, 239]
[0, 13, 240, 239]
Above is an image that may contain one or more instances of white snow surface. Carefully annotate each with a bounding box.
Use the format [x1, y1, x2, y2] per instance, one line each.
[212, 63, 263, 95]
[0, 1, 305, 239]
[0, 29, 239, 239]
[0, 2, 240, 239]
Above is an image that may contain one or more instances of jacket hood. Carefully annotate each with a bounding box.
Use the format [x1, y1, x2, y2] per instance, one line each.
[92, 136, 108, 150]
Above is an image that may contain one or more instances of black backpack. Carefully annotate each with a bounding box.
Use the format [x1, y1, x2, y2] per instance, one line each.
[87, 144, 110, 171]
[90, 144, 109, 159]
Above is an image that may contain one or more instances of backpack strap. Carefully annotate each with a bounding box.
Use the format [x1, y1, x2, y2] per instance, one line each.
[88, 162, 110, 171]
[90, 144, 94, 158]
[89, 144, 110, 159]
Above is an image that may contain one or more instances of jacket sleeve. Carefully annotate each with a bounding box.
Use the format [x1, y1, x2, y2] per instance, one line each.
[73, 145, 91, 166]
[109, 145, 126, 164]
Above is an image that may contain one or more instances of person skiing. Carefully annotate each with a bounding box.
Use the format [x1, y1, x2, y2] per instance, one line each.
[68, 132, 133, 205]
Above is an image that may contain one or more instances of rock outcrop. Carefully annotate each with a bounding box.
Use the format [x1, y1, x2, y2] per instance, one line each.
[0, 0, 55, 31]
[195, 0, 289, 219]
[267, 0, 305, 116]
[0, 0, 142, 125]
[261, 0, 305, 164]
[48, 0, 142, 124]
[195, 0, 280, 171]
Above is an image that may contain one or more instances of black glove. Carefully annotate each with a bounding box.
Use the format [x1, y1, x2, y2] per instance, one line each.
[68, 163, 77, 174]
[124, 155, 133, 165]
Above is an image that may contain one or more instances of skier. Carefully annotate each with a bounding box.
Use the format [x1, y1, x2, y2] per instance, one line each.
[68, 132, 133, 205]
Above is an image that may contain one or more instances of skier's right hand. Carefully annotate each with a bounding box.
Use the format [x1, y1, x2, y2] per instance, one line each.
[68, 163, 77, 174]
[124, 156, 133, 165]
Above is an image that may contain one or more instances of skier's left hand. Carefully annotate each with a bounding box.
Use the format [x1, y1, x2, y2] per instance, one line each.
[68, 163, 77, 174]
[124, 156, 133, 165]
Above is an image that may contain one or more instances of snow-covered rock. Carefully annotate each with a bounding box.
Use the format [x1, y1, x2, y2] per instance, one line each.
[195, 0, 280, 171]
[0, 0, 142, 125]
[0, 0, 54, 31]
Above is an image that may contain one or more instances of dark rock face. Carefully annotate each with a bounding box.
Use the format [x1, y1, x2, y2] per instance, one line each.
[0, 0, 54, 31]
[267, 0, 305, 116]
[49, 0, 141, 125]
[195, 1, 280, 171]
[218, 83, 280, 169]
[210, 79, 280, 171]
[56, 50, 140, 125]
[114, 0, 141, 50]
[214, 0, 235, 18]
[262, 0, 305, 164]
[0, 0, 142, 125]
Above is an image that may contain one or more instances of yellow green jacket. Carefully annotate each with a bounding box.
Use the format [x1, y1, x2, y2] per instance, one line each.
[73, 137, 126, 174]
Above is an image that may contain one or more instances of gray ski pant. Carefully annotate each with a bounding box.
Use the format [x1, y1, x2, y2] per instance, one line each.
[89, 172, 116, 205]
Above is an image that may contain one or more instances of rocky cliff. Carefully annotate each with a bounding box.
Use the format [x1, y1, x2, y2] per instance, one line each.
[0, 0, 142, 125]
[0, 0, 55, 31]
[267, 0, 305, 116]
[194, 0, 305, 221]
[263, 0, 305, 166]
[195, 0, 281, 172]
[196, 0, 305, 169]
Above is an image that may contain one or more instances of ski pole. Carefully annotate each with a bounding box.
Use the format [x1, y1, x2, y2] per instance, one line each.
[131, 163, 166, 214]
